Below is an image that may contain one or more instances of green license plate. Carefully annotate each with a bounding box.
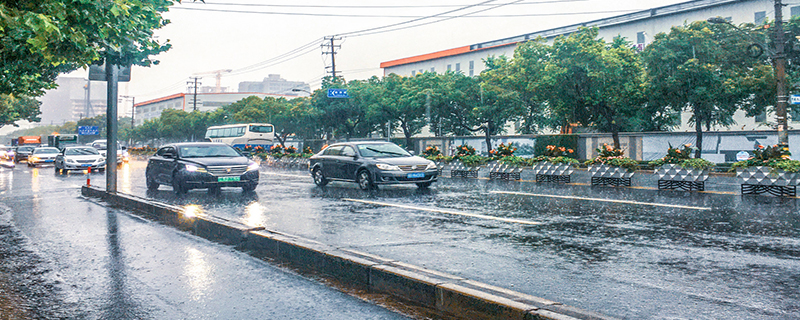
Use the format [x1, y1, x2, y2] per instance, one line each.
[218, 176, 241, 182]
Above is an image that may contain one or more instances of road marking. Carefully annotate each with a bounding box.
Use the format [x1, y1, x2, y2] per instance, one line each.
[490, 191, 712, 211]
[342, 198, 541, 225]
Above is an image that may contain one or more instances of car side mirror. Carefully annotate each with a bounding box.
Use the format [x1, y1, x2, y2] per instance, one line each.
[408, 150, 416, 155]
[122, 146, 127, 150]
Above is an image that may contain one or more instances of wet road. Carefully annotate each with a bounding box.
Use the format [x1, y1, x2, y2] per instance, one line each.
[0, 164, 411, 319]
[107, 159, 799, 320]
[6, 160, 800, 319]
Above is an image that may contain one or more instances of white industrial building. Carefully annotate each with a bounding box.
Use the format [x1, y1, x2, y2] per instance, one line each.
[380, 0, 800, 133]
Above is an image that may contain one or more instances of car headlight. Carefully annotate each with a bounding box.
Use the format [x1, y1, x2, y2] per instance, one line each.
[376, 163, 401, 171]
[30, 156, 39, 162]
[185, 164, 207, 172]
[247, 161, 259, 171]
[66, 158, 76, 163]
[426, 162, 437, 170]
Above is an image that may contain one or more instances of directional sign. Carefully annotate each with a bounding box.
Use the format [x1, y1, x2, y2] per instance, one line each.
[791, 94, 800, 105]
[78, 126, 100, 135]
[327, 89, 349, 98]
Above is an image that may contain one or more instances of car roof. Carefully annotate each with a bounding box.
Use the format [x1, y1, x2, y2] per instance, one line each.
[331, 141, 396, 147]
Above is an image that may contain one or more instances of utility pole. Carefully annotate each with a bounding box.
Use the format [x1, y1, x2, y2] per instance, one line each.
[187, 77, 201, 111]
[85, 79, 92, 118]
[774, 0, 789, 148]
[105, 61, 119, 193]
[322, 36, 342, 79]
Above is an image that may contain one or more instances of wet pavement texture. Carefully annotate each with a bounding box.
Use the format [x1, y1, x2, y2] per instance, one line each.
[0, 164, 411, 320]
[6, 160, 800, 319]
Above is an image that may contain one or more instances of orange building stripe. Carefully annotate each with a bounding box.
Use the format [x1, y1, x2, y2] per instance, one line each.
[380, 46, 472, 68]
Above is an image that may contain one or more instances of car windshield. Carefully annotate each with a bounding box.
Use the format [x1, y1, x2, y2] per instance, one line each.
[18, 146, 34, 152]
[33, 148, 59, 154]
[356, 143, 410, 158]
[65, 148, 100, 156]
[179, 145, 241, 158]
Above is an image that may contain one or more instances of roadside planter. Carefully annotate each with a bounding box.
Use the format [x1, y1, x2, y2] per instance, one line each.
[731, 144, 800, 197]
[531, 161, 574, 183]
[450, 161, 479, 178]
[588, 164, 635, 186]
[736, 166, 799, 197]
[655, 164, 710, 191]
[487, 162, 523, 181]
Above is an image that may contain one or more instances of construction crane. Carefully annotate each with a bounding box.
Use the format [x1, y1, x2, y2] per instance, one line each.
[192, 69, 232, 93]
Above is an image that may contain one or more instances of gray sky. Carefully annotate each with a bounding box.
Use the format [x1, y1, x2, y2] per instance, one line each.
[74, 0, 687, 103]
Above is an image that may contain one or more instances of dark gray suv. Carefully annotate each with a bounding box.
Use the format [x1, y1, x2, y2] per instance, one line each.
[309, 141, 438, 190]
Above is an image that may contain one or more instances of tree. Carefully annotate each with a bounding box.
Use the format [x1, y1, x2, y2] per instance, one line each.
[0, 0, 175, 97]
[643, 21, 771, 157]
[312, 77, 381, 140]
[0, 94, 41, 126]
[377, 73, 431, 148]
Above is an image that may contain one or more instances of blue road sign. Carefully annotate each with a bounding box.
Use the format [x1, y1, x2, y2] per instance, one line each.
[791, 94, 800, 105]
[78, 126, 100, 135]
[327, 89, 349, 98]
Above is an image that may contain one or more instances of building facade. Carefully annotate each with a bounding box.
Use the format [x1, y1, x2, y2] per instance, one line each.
[38, 77, 109, 125]
[237, 74, 310, 96]
[380, 0, 799, 133]
[133, 92, 291, 126]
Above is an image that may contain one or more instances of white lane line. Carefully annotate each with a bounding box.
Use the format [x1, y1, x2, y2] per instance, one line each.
[342, 198, 541, 225]
[490, 191, 711, 211]
[261, 171, 309, 179]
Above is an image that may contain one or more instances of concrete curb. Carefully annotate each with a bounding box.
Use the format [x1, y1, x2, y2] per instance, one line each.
[81, 186, 617, 320]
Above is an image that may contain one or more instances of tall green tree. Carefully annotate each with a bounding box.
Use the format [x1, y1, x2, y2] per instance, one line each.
[0, 94, 41, 126]
[376, 73, 432, 148]
[643, 21, 771, 157]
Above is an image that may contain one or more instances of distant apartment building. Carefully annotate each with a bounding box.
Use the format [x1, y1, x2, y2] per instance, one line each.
[381, 0, 800, 133]
[238, 74, 310, 96]
[38, 77, 108, 124]
[133, 92, 292, 126]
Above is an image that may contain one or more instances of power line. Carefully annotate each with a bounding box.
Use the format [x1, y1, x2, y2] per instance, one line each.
[171, 6, 638, 18]
[228, 38, 323, 75]
[183, 0, 589, 9]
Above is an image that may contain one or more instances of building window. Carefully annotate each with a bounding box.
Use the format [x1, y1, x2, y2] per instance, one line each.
[447, 64, 452, 71]
[636, 32, 645, 44]
[469, 61, 475, 76]
[411, 70, 416, 76]
[793, 6, 800, 17]
[419, 69, 423, 74]
[755, 11, 767, 24]
[791, 107, 800, 122]
[455, 63, 461, 72]
[431, 67, 435, 72]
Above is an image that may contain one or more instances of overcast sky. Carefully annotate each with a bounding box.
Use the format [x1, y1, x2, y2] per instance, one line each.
[71, 0, 688, 103]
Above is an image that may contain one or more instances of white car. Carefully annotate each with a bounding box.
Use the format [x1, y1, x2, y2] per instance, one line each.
[90, 139, 129, 164]
[54, 146, 106, 174]
[27, 147, 60, 167]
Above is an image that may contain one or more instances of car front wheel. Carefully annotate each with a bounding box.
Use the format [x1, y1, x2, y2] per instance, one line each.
[146, 174, 159, 190]
[357, 170, 375, 190]
[172, 173, 189, 194]
[312, 168, 328, 186]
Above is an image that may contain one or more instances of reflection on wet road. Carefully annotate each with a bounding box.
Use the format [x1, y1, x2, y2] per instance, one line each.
[38, 161, 800, 319]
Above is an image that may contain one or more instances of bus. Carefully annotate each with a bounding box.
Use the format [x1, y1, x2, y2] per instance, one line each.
[204, 123, 275, 150]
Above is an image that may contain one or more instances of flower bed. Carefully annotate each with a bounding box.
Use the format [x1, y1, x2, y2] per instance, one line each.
[529, 145, 578, 183]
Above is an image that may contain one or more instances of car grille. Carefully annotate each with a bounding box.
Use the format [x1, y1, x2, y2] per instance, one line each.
[77, 160, 95, 163]
[207, 165, 248, 176]
[398, 165, 425, 171]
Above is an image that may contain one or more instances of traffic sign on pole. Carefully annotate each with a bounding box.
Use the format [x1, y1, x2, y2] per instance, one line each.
[327, 89, 349, 98]
[78, 126, 100, 135]
[790, 94, 800, 105]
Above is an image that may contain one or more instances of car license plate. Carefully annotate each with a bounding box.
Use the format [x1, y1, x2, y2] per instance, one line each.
[218, 176, 240, 182]
[407, 172, 425, 179]
[44, 159, 54, 162]
[81, 164, 92, 167]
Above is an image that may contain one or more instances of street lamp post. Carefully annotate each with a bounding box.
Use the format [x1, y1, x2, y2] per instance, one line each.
[709, 0, 789, 148]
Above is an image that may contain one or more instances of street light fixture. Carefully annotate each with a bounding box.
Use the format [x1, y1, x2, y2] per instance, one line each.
[708, 4, 789, 149]
[291, 88, 312, 94]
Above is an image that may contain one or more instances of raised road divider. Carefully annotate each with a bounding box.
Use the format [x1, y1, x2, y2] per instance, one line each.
[81, 186, 615, 320]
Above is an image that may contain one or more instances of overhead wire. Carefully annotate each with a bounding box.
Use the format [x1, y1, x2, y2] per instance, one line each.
[183, 0, 589, 9]
[171, 6, 639, 18]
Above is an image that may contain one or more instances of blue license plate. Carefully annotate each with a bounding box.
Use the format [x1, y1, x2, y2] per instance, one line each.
[44, 159, 54, 162]
[407, 172, 425, 179]
[81, 164, 92, 167]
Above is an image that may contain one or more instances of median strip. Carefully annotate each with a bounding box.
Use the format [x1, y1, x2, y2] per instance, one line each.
[342, 198, 542, 225]
[490, 191, 712, 211]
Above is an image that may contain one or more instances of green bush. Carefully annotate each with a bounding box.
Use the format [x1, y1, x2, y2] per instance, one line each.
[534, 135, 578, 159]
